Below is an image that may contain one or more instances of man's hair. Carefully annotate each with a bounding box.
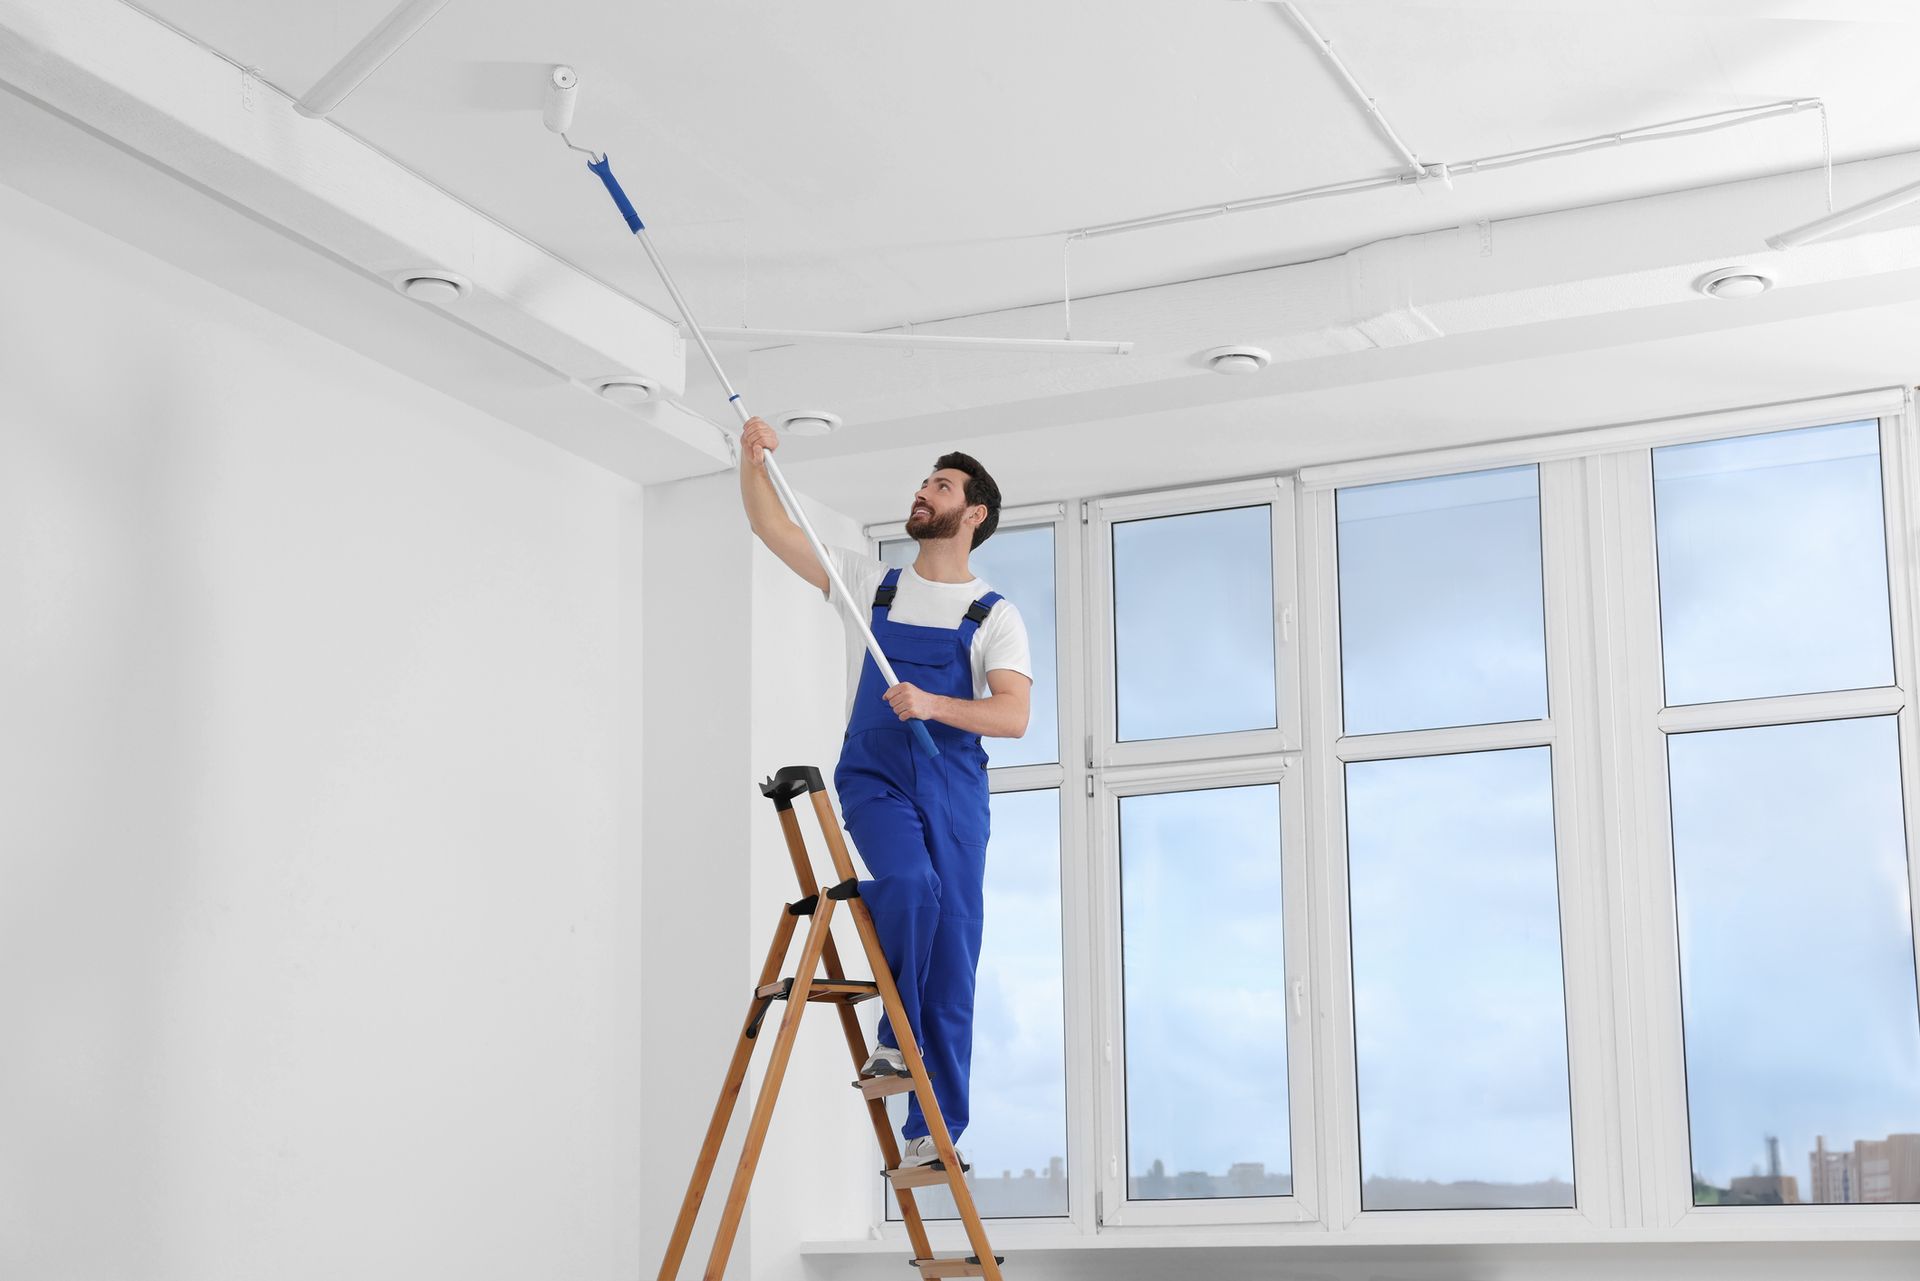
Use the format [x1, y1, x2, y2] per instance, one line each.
[934, 451, 1001, 549]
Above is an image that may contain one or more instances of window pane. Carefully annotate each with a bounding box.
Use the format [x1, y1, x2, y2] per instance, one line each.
[1346, 748, 1574, 1209]
[1669, 717, 1920, 1205]
[1653, 422, 1894, 706]
[1337, 466, 1547, 736]
[881, 525, 1057, 767]
[1119, 785, 1290, 1200]
[889, 789, 1068, 1218]
[1113, 506, 1276, 742]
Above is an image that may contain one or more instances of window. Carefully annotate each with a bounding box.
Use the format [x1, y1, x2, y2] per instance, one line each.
[1345, 749, 1574, 1209]
[1111, 505, 1276, 742]
[1119, 785, 1290, 1201]
[853, 391, 1920, 1250]
[875, 508, 1075, 1225]
[1336, 466, 1547, 735]
[1087, 481, 1311, 1227]
[1669, 718, 1920, 1206]
[1334, 464, 1575, 1213]
[1651, 421, 1920, 1208]
[1652, 421, 1893, 706]
[888, 788, 1069, 1220]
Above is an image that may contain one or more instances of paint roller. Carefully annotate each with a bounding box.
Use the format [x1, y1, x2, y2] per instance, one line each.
[542, 68, 942, 759]
[542, 65, 578, 134]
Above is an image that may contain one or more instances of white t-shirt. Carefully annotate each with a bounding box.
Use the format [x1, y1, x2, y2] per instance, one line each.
[825, 546, 1033, 725]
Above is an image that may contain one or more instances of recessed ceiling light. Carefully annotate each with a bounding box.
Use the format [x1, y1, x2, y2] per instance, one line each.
[592, 376, 658, 408]
[1201, 345, 1272, 374]
[777, 410, 842, 436]
[1695, 266, 1776, 299]
[394, 270, 471, 303]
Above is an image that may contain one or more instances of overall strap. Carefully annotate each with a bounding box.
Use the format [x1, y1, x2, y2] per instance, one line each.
[870, 566, 904, 625]
[957, 590, 1003, 646]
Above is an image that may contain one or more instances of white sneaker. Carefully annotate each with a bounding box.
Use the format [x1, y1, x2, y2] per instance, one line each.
[899, 1135, 969, 1172]
[860, 1045, 907, 1078]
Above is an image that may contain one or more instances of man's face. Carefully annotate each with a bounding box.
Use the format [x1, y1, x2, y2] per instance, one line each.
[906, 468, 976, 543]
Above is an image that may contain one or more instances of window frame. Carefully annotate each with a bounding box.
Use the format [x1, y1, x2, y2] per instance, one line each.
[843, 386, 1920, 1253]
[1604, 406, 1920, 1235]
[1085, 478, 1318, 1227]
[1299, 457, 1616, 1234]
[1088, 478, 1302, 769]
[864, 502, 1100, 1247]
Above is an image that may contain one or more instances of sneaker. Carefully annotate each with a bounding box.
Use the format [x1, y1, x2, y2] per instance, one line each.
[899, 1135, 969, 1172]
[860, 1045, 907, 1078]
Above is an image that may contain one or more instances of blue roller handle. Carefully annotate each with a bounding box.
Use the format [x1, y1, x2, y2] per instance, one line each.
[583, 154, 937, 759]
[587, 156, 642, 232]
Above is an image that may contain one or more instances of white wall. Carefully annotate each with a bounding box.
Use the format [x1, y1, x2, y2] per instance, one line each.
[635, 469, 871, 1281]
[0, 183, 647, 1280]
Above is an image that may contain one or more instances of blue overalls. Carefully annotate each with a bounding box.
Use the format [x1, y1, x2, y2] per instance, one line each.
[834, 567, 1001, 1143]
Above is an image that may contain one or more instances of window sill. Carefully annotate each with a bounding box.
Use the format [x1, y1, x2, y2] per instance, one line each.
[801, 1205, 1920, 1256]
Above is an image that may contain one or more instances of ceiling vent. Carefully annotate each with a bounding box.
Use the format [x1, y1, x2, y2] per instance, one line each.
[777, 410, 843, 436]
[1695, 266, 1776, 300]
[1201, 345, 1272, 374]
[592, 376, 658, 408]
[393, 270, 471, 303]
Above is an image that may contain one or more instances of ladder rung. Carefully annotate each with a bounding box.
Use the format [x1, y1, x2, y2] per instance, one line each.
[854, 1074, 917, 1101]
[884, 1162, 969, 1190]
[754, 978, 881, 1004]
[908, 1255, 1004, 1278]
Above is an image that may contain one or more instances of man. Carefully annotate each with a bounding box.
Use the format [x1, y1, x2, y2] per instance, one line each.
[738, 416, 1032, 1171]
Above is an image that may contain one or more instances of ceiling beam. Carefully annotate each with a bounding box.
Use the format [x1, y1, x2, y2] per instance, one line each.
[0, 0, 726, 469]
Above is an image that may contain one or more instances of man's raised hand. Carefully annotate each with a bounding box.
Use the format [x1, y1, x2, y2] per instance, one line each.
[741, 417, 779, 467]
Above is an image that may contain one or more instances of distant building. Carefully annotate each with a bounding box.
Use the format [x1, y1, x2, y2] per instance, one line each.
[1128, 1156, 1293, 1201]
[1811, 1136, 1854, 1204]
[1809, 1134, 1920, 1204]
[1728, 1135, 1800, 1205]
[1725, 1173, 1799, 1205]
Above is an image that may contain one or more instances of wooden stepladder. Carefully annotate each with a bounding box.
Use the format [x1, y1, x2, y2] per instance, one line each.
[657, 765, 1005, 1281]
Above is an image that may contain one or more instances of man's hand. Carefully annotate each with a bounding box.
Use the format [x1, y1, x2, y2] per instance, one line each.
[741, 416, 779, 468]
[884, 682, 943, 723]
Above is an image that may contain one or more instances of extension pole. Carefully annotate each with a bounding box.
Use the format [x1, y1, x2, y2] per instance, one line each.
[585, 156, 939, 758]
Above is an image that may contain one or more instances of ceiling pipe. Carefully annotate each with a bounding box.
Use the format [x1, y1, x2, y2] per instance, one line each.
[1769, 174, 1920, 249]
[701, 327, 1132, 355]
[295, 0, 455, 119]
[1274, 2, 1424, 177]
[1075, 98, 1823, 241]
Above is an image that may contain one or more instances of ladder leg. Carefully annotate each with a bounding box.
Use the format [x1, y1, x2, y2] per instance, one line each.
[776, 801, 937, 1256]
[701, 896, 839, 1281]
[656, 905, 801, 1281]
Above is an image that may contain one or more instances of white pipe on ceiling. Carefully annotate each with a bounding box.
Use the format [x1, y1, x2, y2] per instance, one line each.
[1768, 173, 1920, 249]
[1275, 1, 1424, 176]
[1075, 98, 1824, 240]
[701, 328, 1132, 355]
[295, 0, 454, 119]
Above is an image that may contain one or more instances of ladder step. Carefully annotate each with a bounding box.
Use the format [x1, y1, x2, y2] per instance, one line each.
[753, 978, 881, 1005]
[907, 1255, 1004, 1278]
[884, 1162, 969, 1190]
[854, 1074, 917, 1101]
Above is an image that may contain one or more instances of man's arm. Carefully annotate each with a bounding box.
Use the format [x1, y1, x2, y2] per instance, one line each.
[739, 417, 830, 596]
[882, 668, 1032, 738]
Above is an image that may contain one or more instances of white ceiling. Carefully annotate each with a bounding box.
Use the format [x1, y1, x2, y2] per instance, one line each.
[127, 0, 1920, 334]
[13, 0, 1920, 517]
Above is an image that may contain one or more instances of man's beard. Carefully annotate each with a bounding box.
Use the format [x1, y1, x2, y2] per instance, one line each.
[907, 505, 964, 542]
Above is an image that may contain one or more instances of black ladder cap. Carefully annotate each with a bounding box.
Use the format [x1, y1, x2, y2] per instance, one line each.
[760, 765, 826, 810]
